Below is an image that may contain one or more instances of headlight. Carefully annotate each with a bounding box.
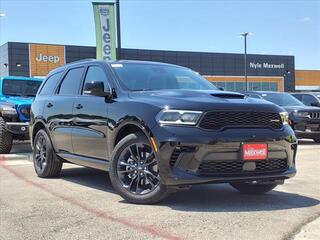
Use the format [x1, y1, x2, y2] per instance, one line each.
[293, 111, 310, 118]
[156, 110, 203, 126]
[0, 105, 17, 115]
[280, 112, 289, 125]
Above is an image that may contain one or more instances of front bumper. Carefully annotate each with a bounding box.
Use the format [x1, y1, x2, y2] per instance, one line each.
[5, 122, 30, 135]
[294, 130, 320, 139]
[152, 125, 297, 186]
[291, 118, 320, 139]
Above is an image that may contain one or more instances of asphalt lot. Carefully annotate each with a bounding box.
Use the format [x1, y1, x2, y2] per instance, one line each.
[0, 141, 319, 240]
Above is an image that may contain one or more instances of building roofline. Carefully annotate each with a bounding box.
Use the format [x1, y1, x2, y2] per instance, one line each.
[1, 41, 295, 58]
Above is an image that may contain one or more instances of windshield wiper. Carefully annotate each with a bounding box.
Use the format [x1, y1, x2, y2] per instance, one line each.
[5, 93, 21, 97]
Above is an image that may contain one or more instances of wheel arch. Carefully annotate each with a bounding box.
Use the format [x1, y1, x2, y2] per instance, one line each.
[113, 120, 156, 151]
[32, 120, 50, 144]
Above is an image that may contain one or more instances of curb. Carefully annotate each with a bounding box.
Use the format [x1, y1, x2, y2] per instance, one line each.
[1, 153, 33, 161]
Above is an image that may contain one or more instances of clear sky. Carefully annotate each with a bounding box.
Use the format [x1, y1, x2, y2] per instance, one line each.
[0, 0, 319, 69]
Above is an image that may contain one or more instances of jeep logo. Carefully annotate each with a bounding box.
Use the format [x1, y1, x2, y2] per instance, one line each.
[36, 53, 60, 64]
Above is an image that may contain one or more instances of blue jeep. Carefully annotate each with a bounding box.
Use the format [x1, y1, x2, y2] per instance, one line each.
[0, 76, 43, 153]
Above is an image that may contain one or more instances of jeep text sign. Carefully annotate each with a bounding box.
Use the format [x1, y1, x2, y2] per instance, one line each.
[29, 44, 65, 77]
[36, 54, 60, 64]
[93, 2, 116, 60]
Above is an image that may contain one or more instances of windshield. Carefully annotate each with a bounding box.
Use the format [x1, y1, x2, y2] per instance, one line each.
[111, 63, 218, 91]
[260, 92, 305, 107]
[2, 79, 42, 97]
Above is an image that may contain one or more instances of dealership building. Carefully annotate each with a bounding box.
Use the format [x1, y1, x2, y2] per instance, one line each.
[1, 42, 319, 92]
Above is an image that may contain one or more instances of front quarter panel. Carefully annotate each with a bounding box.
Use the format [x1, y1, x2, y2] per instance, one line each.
[106, 97, 161, 158]
[30, 95, 47, 141]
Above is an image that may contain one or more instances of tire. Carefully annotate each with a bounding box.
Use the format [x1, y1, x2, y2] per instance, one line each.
[230, 182, 278, 194]
[33, 129, 62, 178]
[0, 117, 13, 154]
[313, 137, 320, 143]
[109, 133, 169, 204]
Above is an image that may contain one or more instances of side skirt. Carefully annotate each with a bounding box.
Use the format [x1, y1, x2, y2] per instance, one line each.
[57, 153, 109, 171]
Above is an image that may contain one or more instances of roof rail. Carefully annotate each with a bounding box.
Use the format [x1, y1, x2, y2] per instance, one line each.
[68, 58, 96, 64]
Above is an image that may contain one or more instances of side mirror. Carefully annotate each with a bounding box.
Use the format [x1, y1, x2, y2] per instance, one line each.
[218, 87, 225, 91]
[83, 81, 110, 97]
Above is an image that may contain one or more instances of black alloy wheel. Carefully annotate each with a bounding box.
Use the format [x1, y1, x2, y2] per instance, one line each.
[117, 142, 160, 195]
[34, 134, 47, 172]
[110, 133, 169, 204]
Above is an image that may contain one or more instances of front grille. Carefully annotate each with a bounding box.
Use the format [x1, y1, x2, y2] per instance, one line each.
[199, 111, 283, 130]
[309, 112, 320, 119]
[198, 158, 288, 176]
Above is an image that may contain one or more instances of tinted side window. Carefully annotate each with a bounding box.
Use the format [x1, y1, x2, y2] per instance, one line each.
[302, 95, 317, 106]
[82, 66, 109, 94]
[248, 94, 262, 99]
[58, 67, 84, 95]
[39, 72, 63, 96]
[292, 94, 302, 101]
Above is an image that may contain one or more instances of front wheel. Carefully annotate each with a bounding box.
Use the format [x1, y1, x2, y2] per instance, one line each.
[109, 133, 169, 204]
[230, 182, 278, 194]
[0, 117, 13, 154]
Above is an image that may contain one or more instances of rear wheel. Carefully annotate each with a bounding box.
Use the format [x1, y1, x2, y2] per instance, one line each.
[33, 129, 62, 178]
[230, 182, 278, 194]
[109, 133, 169, 204]
[0, 117, 13, 154]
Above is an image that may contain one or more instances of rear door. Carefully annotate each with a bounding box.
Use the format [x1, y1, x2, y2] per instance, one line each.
[32, 71, 63, 129]
[45, 67, 85, 153]
[71, 65, 110, 159]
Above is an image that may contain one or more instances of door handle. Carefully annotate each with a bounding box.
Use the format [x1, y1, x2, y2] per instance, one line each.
[75, 104, 83, 110]
[46, 102, 53, 108]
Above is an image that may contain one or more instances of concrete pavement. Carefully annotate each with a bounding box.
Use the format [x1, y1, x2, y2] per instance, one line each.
[0, 141, 319, 240]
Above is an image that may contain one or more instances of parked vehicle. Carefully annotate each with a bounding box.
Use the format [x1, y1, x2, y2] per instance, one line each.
[0, 76, 42, 153]
[244, 91, 320, 143]
[30, 60, 297, 204]
[291, 92, 320, 107]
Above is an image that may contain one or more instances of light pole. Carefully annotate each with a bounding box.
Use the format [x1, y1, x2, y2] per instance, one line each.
[116, 0, 122, 60]
[240, 32, 250, 91]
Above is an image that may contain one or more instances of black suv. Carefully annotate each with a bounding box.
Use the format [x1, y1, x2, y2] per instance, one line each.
[291, 92, 320, 107]
[30, 60, 297, 204]
[244, 91, 320, 143]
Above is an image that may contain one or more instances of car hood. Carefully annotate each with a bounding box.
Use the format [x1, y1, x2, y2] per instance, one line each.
[128, 90, 283, 112]
[0, 96, 33, 106]
[282, 105, 320, 114]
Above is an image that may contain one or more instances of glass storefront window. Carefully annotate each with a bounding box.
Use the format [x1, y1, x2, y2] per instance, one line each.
[225, 82, 235, 91]
[208, 80, 279, 92]
[235, 82, 245, 91]
[270, 83, 278, 91]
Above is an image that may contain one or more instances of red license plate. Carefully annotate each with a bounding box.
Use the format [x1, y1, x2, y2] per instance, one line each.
[243, 143, 268, 161]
